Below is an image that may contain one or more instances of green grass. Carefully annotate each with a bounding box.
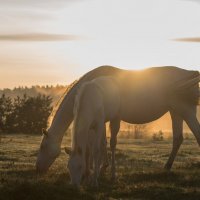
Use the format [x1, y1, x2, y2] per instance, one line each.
[1, 134, 200, 200]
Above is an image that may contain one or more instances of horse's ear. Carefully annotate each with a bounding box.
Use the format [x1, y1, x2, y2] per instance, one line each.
[64, 147, 72, 155]
[42, 128, 48, 136]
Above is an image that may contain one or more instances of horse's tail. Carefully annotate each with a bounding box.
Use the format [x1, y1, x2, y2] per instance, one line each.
[199, 87, 200, 105]
[174, 74, 200, 91]
[172, 71, 200, 105]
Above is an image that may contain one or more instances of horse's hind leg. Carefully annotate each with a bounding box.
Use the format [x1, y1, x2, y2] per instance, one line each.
[182, 106, 200, 145]
[110, 118, 120, 180]
[164, 110, 183, 170]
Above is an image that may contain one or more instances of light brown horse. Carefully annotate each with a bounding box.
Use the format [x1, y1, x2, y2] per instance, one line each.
[36, 66, 200, 176]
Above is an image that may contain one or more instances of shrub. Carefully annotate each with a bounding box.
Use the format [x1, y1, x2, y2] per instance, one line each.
[152, 130, 164, 141]
[0, 94, 52, 134]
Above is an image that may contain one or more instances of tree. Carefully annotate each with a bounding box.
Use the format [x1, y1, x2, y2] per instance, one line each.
[0, 94, 13, 132]
[0, 94, 53, 134]
[13, 94, 52, 134]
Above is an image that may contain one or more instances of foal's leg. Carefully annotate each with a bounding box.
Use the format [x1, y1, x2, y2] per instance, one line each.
[83, 145, 91, 185]
[110, 119, 120, 180]
[100, 127, 109, 175]
[92, 122, 105, 186]
[164, 110, 183, 170]
[88, 129, 95, 170]
[84, 129, 96, 184]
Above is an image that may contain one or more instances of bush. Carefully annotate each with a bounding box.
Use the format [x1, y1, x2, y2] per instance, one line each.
[0, 94, 13, 132]
[0, 94, 52, 134]
[152, 130, 164, 141]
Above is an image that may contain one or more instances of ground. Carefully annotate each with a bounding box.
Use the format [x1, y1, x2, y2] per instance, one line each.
[1, 134, 200, 200]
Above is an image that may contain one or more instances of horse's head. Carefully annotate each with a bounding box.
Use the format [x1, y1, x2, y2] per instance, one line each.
[65, 147, 85, 187]
[36, 129, 61, 174]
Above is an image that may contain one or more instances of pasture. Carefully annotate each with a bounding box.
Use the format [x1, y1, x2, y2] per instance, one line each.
[1, 133, 200, 200]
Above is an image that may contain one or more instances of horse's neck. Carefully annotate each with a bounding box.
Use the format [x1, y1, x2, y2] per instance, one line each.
[49, 115, 71, 144]
[49, 90, 76, 144]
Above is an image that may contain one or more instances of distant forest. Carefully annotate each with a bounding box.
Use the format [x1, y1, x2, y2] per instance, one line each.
[0, 85, 68, 105]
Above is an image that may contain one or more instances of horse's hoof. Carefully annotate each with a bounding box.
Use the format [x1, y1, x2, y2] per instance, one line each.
[164, 164, 172, 172]
[100, 166, 108, 176]
[91, 180, 99, 188]
[84, 175, 93, 186]
[111, 175, 116, 182]
[82, 178, 89, 186]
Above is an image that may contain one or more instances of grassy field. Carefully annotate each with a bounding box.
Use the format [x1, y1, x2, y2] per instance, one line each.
[1, 134, 200, 200]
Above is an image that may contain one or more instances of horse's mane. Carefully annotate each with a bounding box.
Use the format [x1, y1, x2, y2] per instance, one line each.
[47, 80, 78, 129]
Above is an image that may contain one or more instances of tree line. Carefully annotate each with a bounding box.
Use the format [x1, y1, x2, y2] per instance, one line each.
[0, 94, 52, 134]
[0, 85, 67, 103]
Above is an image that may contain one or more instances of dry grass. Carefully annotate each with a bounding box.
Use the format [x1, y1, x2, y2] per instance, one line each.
[1, 134, 200, 200]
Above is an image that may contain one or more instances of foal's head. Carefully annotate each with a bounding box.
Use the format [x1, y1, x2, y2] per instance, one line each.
[65, 147, 85, 186]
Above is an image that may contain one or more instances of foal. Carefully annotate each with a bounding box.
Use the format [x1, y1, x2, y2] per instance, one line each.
[65, 76, 120, 186]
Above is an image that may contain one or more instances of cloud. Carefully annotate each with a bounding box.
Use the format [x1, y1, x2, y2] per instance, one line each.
[0, 33, 82, 42]
[0, 0, 82, 10]
[173, 37, 200, 42]
[7, 11, 54, 21]
[0, 0, 87, 26]
[184, 0, 200, 3]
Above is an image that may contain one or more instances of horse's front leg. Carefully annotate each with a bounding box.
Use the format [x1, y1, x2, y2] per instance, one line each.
[110, 118, 120, 181]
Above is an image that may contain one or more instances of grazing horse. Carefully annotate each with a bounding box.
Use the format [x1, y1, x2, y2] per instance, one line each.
[36, 66, 200, 176]
[65, 77, 120, 186]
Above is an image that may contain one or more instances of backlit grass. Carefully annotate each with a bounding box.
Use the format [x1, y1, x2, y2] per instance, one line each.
[1, 134, 200, 200]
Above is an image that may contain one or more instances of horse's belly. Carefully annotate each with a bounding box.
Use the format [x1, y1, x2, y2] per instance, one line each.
[121, 107, 168, 124]
[120, 98, 168, 124]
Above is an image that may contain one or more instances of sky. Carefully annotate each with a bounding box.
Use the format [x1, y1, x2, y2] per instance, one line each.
[0, 0, 200, 89]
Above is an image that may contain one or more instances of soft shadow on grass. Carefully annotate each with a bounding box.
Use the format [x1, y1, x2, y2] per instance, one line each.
[1, 165, 200, 200]
[0, 182, 93, 200]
